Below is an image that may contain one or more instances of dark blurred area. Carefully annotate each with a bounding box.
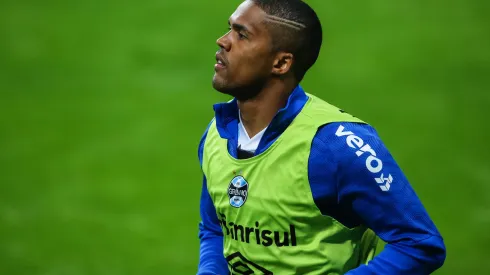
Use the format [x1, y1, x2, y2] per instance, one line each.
[0, 0, 489, 274]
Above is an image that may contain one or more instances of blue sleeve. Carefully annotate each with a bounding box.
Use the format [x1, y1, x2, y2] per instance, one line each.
[197, 121, 229, 275]
[308, 122, 446, 274]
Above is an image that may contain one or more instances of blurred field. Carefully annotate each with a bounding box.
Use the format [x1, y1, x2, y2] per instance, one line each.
[1, 0, 489, 274]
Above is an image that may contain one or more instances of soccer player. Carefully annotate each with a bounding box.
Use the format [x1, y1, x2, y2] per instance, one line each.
[197, 0, 446, 274]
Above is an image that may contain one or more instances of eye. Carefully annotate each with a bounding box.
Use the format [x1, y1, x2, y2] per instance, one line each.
[227, 27, 247, 40]
[237, 32, 246, 40]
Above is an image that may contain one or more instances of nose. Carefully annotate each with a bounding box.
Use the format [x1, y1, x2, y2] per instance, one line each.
[216, 32, 231, 51]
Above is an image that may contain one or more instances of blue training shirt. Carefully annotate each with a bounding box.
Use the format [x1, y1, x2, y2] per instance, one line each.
[197, 85, 446, 275]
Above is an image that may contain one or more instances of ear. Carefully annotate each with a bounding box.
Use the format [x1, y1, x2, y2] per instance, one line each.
[271, 52, 293, 76]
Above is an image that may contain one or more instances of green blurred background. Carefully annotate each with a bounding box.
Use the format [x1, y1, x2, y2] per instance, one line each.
[1, 0, 489, 274]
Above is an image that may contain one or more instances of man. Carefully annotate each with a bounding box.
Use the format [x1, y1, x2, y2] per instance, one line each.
[197, 0, 446, 274]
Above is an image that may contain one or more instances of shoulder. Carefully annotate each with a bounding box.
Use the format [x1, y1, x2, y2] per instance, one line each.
[312, 122, 389, 167]
[307, 122, 385, 208]
[198, 118, 215, 164]
[313, 122, 399, 187]
[309, 121, 380, 170]
[314, 122, 381, 151]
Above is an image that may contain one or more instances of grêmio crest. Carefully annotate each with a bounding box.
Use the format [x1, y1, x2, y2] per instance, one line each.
[228, 174, 249, 208]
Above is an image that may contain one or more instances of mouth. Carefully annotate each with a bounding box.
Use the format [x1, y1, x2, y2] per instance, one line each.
[215, 53, 227, 71]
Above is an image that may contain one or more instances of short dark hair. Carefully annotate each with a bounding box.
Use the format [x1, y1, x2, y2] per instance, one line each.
[251, 0, 323, 82]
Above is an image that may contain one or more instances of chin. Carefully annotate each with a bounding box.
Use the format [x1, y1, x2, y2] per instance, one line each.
[212, 76, 230, 94]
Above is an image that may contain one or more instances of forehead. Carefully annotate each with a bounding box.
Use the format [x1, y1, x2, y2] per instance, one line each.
[230, 1, 267, 33]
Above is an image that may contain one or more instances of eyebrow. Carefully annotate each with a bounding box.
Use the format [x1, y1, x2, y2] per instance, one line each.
[228, 20, 253, 35]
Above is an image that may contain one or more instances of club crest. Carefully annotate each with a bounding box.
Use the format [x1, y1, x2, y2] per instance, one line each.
[228, 175, 249, 208]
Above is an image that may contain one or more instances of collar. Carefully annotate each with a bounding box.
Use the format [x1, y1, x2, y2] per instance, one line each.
[212, 85, 309, 155]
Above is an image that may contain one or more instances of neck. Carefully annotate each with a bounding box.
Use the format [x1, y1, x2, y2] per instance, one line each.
[237, 78, 297, 138]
